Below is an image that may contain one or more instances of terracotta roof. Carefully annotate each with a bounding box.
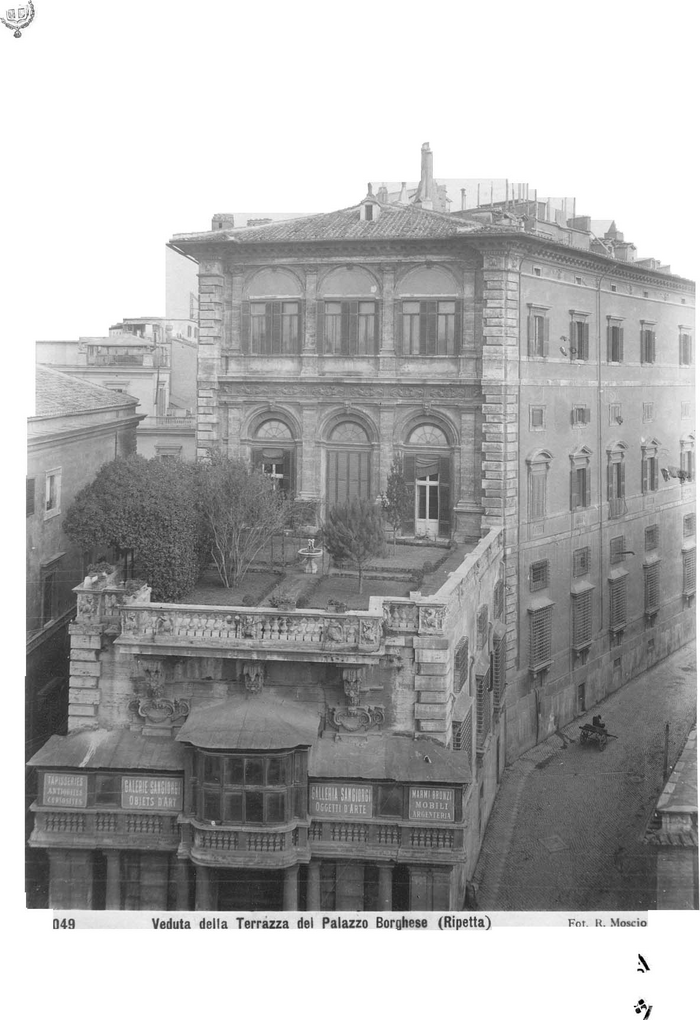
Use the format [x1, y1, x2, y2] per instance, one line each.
[33, 366, 138, 417]
[310, 734, 471, 784]
[177, 693, 322, 750]
[172, 202, 486, 245]
[28, 729, 185, 771]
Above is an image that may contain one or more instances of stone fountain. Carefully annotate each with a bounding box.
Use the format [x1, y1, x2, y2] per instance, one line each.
[298, 537, 323, 574]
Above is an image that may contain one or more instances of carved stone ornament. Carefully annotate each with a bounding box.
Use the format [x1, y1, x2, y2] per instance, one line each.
[243, 661, 265, 694]
[342, 667, 367, 707]
[130, 695, 190, 727]
[329, 705, 385, 733]
[418, 605, 446, 633]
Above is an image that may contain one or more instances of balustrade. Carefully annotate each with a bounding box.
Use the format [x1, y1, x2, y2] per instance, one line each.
[34, 809, 179, 844]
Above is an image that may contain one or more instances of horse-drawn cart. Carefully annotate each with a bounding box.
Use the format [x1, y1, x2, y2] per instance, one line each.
[579, 722, 615, 751]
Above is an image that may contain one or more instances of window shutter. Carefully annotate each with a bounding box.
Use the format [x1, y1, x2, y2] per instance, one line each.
[438, 454, 452, 538]
[402, 453, 416, 533]
[529, 605, 553, 668]
[582, 322, 589, 360]
[644, 562, 660, 613]
[583, 407, 591, 424]
[251, 448, 263, 472]
[297, 300, 305, 354]
[395, 302, 404, 354]
[683, 549, 696, 595]
[241, 301, 250, 353]
[607, 462, 613, 501]
[542, 316, 549, 357]
[651, 456, 658, 491]
[570, 465, 577, 511]
[316, 300, 326, 353]
[569, 320, 576, 354]
[620, 460, 626, 497]
[572, 590, 592, 648]
[609, 576, 627, 630]
[26, 478, 35, 516]
[453, 300, 462, 356]
[282, 449, 293, 497]
[642, 453, 648, 494]
[373, 302, 380, 354]
[618, 326, 624, 361]
[340, 302, 351, 356]
[527, 313, 534, 356]
[606, 323, 612, 361]
[585, 465, 591, 508]
[650, 331, 656, 363]
[426, 300, 437, 355]
[640, 328, 645, 363]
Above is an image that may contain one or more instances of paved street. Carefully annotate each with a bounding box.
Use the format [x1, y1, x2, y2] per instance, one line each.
[473, 643, 697, 911]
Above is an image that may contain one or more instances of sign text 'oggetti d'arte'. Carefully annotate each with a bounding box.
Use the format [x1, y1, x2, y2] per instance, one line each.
[121, 776, 183, 811]
[309, 783, 373, 818]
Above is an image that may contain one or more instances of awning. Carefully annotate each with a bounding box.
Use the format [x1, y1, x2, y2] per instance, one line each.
[28, 729, 185, 771]
[176, 693, 322, 750]
[310, 734, 471, 784]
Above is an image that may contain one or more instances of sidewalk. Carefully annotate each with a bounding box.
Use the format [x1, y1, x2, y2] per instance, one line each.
[472, 642, 697, 911]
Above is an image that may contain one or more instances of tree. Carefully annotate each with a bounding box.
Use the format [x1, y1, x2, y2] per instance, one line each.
[63, 455, 204, 601]
[380, 454, 413, 554]
[321, 499, 385, 593]
[196, 453, 290, 587]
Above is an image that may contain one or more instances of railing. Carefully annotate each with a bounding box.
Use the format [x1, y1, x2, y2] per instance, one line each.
[309, 820, 459, 851]
[609, 497, 627, 519]
[142, 415, 196, 429]
[117, 604, 384, 653]
[86, 352, 170, 368]
[31, 809, 180, 844]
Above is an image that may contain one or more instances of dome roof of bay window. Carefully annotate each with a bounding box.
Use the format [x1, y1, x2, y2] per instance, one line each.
[177, 693, 322, 750]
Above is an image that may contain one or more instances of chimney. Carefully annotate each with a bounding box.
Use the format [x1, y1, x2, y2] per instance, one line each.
[377, 184, 388, 203]
[399, 182, 408, 204]
[461, 188, 466, 211]
[212, 213, 235, 231]
[414, 142, 434, 209]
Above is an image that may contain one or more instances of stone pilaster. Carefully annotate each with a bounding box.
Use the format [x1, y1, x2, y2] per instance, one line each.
[298, 404, 321, 501]
[104, 849, 121, 910]
[413, 636, 451, 743]
[228, 270, 243, 353]
[301, 267, 319, 376]
[377, 862, 394, 911]
[283, 864, 299, 911]
[197, 258, 224, 460]
[195, 865, 214, 911]
[307, 861, 321, 911]
[67, 625, 102, 731]
[377, 404, 396, 496]
[379, 264, 397, 372]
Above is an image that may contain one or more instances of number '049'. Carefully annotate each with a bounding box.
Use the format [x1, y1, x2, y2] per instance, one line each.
[53, 918, 75, 929]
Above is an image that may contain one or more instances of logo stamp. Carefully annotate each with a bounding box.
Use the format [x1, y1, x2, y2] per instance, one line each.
[1, 2, 35, 37]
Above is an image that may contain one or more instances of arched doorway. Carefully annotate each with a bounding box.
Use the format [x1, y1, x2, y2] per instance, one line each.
[250, 419, 296, 496]
[326, 421, 372, 507]
[404, 424, 451, 538]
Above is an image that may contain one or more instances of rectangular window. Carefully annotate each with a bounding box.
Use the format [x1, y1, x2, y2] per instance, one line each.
[642, 402, 654, 423]
[533, 266, 542, 276]
[573, 547, 590, 576]
[645, 525, 659, 551]
[493, 579, 505, 620]
[322, 300, 378, 356]
[529, 470, 547, 521]
[26, 478, 36, 517]
[249, 301, 301, 355]
[453, 707, 473, 760]
[527, 309, 549, 357]
[454, 637, 470, 693]
[609, 403, 622, 425]
[492, 630, 506, 714]
[529, 405, 545, 430]
[572, 590, 593, 649]
[679, 332, 693, 366]
[642, 452, 659, 493]
[683, 548, 696, 597]
[644, 561, 660, 616]
[400, 300, 456, 356]
[377, 784, 403, 818]
[607, 322, 624, 362]
[477, 605, 488, 648]
[570, 319, 590, 360]
[45, 469, 61, 516]
[609, 576, 627, 631]
[683, 513, 696, 538]
[610, 536, 625, 564]
[640, 326, 656, 364]
[530, 560, 549, 591]
[681, 401, 691, 419]
[571, 405, 591, 427]
[570, 463, 591, 509]
[475, 669, 492, 743]
[680, 447, 695, 482]
[529, 605, 553, 669]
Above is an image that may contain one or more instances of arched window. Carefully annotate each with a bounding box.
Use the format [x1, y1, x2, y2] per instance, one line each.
[570, 446, 592, 510]
[326, 421, 372, 507]
[317, 267, 379, 356]
[403, 423, 452, 538]
[396, 266, 460, 357]
[251, 419, 295, 495]
[641, 439, 661, 494]
[242, 269, 303, 356]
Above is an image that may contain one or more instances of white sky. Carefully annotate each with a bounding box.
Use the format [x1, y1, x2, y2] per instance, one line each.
[5, 0, 698, 997]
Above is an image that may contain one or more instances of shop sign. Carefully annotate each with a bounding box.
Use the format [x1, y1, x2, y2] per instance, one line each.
[309, 783, 373, 818]
[121, 776, 183, 811]
[42, 773, 88, 808]
[409, 787, 455, 822]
